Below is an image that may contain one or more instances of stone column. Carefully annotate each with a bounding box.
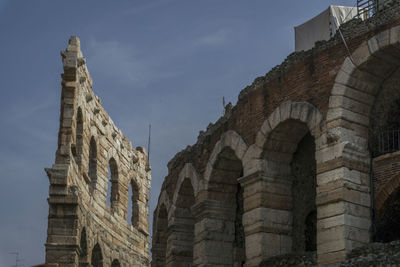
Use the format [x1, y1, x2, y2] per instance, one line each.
[315, 126, 371, 265]
[166, 214, 195, 267]
[191, 199, 236, 266]
[239, 171, 293, 267]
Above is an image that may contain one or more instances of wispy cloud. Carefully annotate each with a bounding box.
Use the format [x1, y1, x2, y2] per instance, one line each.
[121, 0, 173, 16]
[87, 39, 180, 88]
[193, 29, 231, 47]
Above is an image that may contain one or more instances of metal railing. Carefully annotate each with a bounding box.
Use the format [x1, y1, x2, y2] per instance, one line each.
[378, 129, 400, 156]
[357, 0, 378, 19]
[357, 0, 396, 19]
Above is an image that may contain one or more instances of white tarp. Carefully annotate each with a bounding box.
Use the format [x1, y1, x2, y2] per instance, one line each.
[295, 5, 357, 52]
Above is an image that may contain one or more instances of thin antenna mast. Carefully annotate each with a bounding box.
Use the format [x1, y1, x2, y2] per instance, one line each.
[9, 252, 20, 267]
[147, 124, 151, 162]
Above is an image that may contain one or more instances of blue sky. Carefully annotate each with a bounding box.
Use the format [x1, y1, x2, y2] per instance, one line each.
[0, 0, 354, 265]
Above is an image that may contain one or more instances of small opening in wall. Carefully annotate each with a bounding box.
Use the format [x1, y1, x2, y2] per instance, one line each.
[127, 180, 139, 226]
[106, 158, 119, 209]
[111, 259, 121, 267]
[74, 107, 83, 162]
[88, 137, 97, 184]
[91, 243, 103, 267]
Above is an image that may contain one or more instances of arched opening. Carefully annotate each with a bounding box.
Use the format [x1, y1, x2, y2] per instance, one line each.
[91, 243, 103, 267]
[207, 147, 245, 266]
[78, 228, 88, 267]
[304, 210, 317, 252]
[263, 119, 317, 255]
[321, 35, 400, 263]
[127, 180, 140, 226]
[291, 132, 317, 252]
[151, 204, 168, 267]
[106, 158, 119, 209]
[369, 69, 400, 157]
[376, 186, 400, 242]
[167, 178, 195, 266]
[73, 107, 84, 163]
[88, 137, 97, 185]
[111, 259, 121, 267]
[368, 68, 400, 241]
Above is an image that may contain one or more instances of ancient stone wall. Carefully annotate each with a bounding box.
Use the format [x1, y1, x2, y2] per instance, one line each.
[44, 37, 151, 267]
[153, 2, 400, 266]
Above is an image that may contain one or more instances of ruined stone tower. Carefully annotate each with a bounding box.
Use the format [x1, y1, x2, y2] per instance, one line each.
[43, 37, 151, 267]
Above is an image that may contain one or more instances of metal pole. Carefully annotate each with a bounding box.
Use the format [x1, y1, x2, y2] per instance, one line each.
[9, 252, 18, 267]
[147, 124, 151, 162]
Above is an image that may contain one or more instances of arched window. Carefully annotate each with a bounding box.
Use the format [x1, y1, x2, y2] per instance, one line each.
[106, 157, 119, 209]
[74, 107, 83, 164]
[127, 179, 140, 226]
[88, 137, 97, 185]
[78, 228, 88, 267]
[111, 259, 121, 267]
[91, 243, 103, 267]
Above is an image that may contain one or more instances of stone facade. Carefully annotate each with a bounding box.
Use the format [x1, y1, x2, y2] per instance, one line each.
[152, 2, 400, 266]
[43, 37, 151, 267]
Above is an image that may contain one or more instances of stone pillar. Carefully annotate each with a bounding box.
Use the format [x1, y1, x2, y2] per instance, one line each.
[45, 168, 80, 267]
[191, 199, 236, 266]
[239, 171, 293, 266]
[316, 127, 371, 265]
[166, 215, 195, 267]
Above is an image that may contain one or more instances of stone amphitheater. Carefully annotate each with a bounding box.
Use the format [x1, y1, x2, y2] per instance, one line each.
[39, 1, 400, 266]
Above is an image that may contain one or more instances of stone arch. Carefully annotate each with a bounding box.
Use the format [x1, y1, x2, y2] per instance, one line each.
[194, 130, 247, 266]
[257, 101, 321, 149]
[238, 101, 322, 265]
[172, 163, 201, 205]
[319, 26, 400, 265]
[204, 130, 248, 186]
[106, 157, 119, 209]
[241, 101, 322, 177]
[91, 243, 103, 267]
[151, 203, 168, 267]
[167, 175, 196, 267]
[157, 189, 171, 213]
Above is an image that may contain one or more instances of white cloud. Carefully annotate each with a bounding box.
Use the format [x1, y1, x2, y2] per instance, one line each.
[194, 29, 231, 47]
[87, 39, 179, 88]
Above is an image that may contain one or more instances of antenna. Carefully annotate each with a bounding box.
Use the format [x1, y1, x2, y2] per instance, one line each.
[9, 252, 21, 267]
[147, 124, 151, 162]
